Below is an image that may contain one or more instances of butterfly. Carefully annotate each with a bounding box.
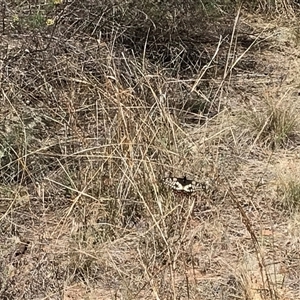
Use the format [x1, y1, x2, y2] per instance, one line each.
[163, 176, 206, 193]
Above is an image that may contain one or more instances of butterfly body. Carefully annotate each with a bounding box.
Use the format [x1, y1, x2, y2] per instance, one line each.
[164, 176, 205, 193]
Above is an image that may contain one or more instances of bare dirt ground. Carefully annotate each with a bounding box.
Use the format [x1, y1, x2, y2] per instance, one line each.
[1, 3, 300, 300]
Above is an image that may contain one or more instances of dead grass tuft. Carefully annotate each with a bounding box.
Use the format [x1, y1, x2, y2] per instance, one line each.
[1, 1, 300, 300]
[237, 94, 299, 149]
[275, 161, 300, 214]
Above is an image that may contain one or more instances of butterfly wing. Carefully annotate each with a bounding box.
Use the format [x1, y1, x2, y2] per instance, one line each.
[164, 177, 205, 193]
[163, 177, 185, 191]
[191, 180, 208, 192]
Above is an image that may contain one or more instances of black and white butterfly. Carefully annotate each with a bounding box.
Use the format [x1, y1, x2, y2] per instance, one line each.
[163, 176, 206, 193]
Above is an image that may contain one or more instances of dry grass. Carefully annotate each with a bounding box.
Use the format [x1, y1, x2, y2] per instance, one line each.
[1, 1, 300, 300]
[237, 94, 299, 149]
